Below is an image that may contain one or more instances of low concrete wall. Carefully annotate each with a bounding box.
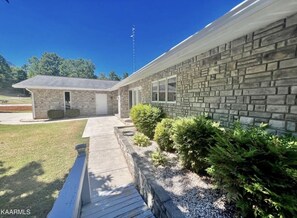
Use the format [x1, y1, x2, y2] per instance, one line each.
[114, 126, 184, 218]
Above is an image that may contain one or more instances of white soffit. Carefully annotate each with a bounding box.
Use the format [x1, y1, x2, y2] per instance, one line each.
[111, 0, 297, 90]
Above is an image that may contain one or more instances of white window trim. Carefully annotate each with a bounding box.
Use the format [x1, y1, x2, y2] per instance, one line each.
[63, 91, 72, 112]
[158, 78, 167, 103]
[129, 87, 142, 107]
[151, 75, 177, 104]
[151, 81, 159, 103]
[167, 75, 177, 103]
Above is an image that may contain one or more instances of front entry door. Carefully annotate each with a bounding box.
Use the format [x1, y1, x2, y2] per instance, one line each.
[96, 94, 108, 115]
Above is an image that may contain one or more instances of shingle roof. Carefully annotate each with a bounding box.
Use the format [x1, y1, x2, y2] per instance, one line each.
[13, 75, 119, 91]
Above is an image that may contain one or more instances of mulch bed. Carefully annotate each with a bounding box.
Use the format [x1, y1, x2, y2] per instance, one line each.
[119, 126, 235, 218]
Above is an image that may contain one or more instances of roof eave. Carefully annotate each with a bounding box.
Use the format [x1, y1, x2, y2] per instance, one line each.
[12, 84, 111, 92]
[110, 0, 297, 91]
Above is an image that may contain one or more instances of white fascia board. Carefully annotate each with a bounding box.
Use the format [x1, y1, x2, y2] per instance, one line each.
[111, 0, 297, 91]
[12, 84, 111, 92]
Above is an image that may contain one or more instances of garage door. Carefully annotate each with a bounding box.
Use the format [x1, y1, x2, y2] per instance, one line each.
[96, 94, 108, 115]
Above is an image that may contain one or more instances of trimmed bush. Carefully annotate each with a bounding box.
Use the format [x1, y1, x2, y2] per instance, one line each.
[151, 149, 167, 166]
[207, 123, 297, 217]
[133, 132, 151, 147]
[130, 104, 164, 139]
[65, 109, 80, 118]
[172, 115, 224, 174]
[47, 109, 64, 119]
[154, 118, 175, 152]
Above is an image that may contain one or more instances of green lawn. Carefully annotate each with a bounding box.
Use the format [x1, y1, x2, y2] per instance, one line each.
[0, 94, 32, 104]
[0, 121, 88, 217]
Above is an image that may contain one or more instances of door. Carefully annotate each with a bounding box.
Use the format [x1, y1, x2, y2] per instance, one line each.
[96, 94, 108, 115]
[129, 88, 141, 108]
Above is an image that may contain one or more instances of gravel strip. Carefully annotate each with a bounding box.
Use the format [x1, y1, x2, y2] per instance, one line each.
[119, 127, 235, 218]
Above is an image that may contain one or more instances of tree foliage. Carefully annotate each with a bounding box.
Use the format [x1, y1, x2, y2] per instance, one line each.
[0, 55, 12, 87]
[108, 71, 121, 81]
[98, 72, 108, 80]
[122, 72, 129, 79]
[26, 52, 97, 79]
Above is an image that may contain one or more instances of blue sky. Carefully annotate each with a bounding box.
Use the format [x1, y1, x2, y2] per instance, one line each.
[0, 0, 242, 77]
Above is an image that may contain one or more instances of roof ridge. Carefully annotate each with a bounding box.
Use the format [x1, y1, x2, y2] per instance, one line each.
[35, 75, 119, 83]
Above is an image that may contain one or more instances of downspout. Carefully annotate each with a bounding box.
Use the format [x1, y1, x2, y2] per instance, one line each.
[26, 89, 35, 119]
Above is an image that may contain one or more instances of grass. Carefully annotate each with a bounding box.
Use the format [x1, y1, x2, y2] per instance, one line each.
[0, 120, 88, 217]
[0, 88, 31, 105]
[0, 94, 32, 104]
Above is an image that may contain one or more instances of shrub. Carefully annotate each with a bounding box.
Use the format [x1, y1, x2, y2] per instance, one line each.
[133, 132, 151, 147]
[47, 109, 64, 119]
[151, 149, 167, 166]
[172, 115, 224, 174]
[65, 109, 80, 118]
[207, 123, 297, 217]
[154, 118, 175, 152]
[130, 104, 164, 139]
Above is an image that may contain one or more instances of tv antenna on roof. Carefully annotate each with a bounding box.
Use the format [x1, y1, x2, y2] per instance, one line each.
[130, 25, 136, 72]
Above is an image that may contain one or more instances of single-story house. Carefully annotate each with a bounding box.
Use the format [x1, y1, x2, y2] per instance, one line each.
[13, 75, 119, 118]
[14, 0, 297, 134]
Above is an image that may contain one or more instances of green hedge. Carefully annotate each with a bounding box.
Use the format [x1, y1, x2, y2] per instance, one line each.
[65, 109, 80, 118]
[207, 123, 297, 217]
[130, 104, 164, 139]
[47, 110, 64, 119]
[154, 118, 175, 152]
[172, 115, 224, 174]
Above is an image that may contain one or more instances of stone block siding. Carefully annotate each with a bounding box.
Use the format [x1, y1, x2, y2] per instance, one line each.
[118, 86, 129, 118]
[31, 89, 116, 119]
[114, 127, 185, 218]
[123, 13, 297, 134]
[111, 90, 119, 114]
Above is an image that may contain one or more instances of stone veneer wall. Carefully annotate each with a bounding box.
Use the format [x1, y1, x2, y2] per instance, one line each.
[31, 89, 116, 119]
[121, 13, 297, 134]
[114, 126, 185, 218]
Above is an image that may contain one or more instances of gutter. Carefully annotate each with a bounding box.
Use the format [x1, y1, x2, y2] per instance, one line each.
[110, 0, 297, 91]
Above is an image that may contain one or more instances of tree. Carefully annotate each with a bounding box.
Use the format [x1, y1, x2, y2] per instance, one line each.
[27, 57, 40, 78]
[59, 59, 76, 77]
[59, 59, 96, 79]
[26, 53, 97, 79]
[98, 72, 108, 80]
[38, 52, 63, 76]
[0, 55, 12, 88]
[122, 72, 129, 79]
[11, 66, 27, 84]
[108, 71, 121, 81]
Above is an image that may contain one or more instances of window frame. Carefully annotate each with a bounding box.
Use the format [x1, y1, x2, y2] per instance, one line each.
[166, 75, 177, 103]
[63, 91, 71, 111]
[151, 75, 176, 104]
[151, 81, 159, 103]
[158, 78, 167, 102]
[129, 86, 142, 107]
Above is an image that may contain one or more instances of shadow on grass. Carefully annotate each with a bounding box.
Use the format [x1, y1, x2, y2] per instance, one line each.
[0, 161, 66, 218]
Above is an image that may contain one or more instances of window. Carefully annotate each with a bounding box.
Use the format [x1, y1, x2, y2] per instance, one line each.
[64, 91, 71, 110]
[167, 77, 176, 102]
[151, 76, 176, 103]
[152, 82, 158, 101]
[129, 87, 142, 108]
[159, 80, 166, 101]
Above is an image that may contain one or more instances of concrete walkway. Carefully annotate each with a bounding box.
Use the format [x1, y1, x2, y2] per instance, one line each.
[0, 113, 33, 124]
[81, 116, 154, 218]
[0, 112, 90, 125]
